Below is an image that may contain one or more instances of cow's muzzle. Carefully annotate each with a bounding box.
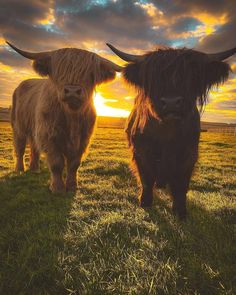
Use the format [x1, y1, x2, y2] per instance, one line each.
[63, 85, 84, 110]
[160, 96, 184, 121]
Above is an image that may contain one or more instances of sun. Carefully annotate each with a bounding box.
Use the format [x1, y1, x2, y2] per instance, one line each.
[94, 92, 130, 117]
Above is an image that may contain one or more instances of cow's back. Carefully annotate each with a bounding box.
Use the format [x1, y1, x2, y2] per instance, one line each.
[11, 79, 47, 138]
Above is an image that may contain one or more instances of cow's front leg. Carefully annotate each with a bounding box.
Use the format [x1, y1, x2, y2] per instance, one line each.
[29, 142, 40, 172]
[171, 189, 187, 220]
[13, 133, 26, 172]
[47, 149, 65, 193]
[133, 149, 156, 207]
[66, 155, 81, 192]
[169, 164, 195, 220]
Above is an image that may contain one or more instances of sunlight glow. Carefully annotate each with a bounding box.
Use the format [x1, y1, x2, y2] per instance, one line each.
[0, 37, 5, 45]
[0, 63, 14, 73]
[38, 8, 55, 25]
[94, 92, 130, 117]
[135, 2, 163, 17]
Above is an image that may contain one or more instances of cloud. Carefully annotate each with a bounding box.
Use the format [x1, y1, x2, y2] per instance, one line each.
[194, 0, 236, 51]
[0, 47, 29, 68]
[54, 0, 161, 50]
[0, 0, 235, 122]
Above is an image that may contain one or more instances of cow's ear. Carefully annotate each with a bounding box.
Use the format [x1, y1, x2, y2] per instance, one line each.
[32, 57, 51, 77]
[123, 62, 142, 87]
[206, 61, 231, 87]
[96, 62, 116, 84]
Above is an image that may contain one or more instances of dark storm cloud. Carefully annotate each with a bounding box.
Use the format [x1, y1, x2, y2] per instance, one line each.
[174, 0, 227, 14]
[194, 0, 236, 51]
[0, 0, 62, 53]
[0, 0, 166, 65]
[0, 0, 234, 56]
[0, 47, 29, 68]
[0, 0, 235, 66]
[2, 20, 65, 50]
[150, 0, 236, 52]
[0, 0, 69, 49]
[0, 0, 52, 29]
[54, 0, 162, 49]
[173, 17, 202, 33]
[0, 0, 235, 122]
[198, 20, 236, 52]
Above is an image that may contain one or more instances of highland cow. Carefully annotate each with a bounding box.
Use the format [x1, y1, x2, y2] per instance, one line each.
[8, 41, 122, 192]
[107, 43, 236, 219]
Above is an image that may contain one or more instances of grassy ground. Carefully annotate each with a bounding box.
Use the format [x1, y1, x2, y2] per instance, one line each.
[0, 121, 235, 295]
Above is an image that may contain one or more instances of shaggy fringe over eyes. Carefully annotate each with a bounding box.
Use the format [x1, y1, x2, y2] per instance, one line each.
[124, 47, 231, 134]
[50, 48, 115, 85]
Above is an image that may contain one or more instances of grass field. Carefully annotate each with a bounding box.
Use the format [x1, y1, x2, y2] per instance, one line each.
[0, 121, 235, 295]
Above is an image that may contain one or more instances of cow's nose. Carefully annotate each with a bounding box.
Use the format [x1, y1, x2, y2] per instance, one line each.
[160, 96, 184, 110]
[64, 85, 82, 96]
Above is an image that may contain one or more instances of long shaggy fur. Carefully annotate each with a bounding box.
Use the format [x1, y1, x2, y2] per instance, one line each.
[39, 48, 115, 85]
[11, 47, 116, 192]
[124, 47, 230, 134]
[123, 46, 232, 219]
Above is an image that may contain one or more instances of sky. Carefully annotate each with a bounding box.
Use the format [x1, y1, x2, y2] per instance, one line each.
[0, 0, 236, 123]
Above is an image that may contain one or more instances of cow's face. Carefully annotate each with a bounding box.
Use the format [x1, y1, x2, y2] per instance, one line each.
[6, 43, 122, 112]
[124, 50, 231, 123]
[34, 48, 122, 112]
[106, 43, 235, 123]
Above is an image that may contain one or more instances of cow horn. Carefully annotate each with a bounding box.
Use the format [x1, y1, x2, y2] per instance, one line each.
[102, 58, 123, 72]
[207, 47, 236, 61]
[6, 41, 51, 60]
[106, 43, 143, 62]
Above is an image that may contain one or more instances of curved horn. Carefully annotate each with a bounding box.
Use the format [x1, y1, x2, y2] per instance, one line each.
[102, 57, 123, 72]
[106, 43, 143, 62]
[6, 41, 51, 60]
[207, 47, 236, 61]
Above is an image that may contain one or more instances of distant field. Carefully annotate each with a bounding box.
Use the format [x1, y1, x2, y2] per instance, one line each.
[0, 122, 236, 294]
[1, 108, 236, 133]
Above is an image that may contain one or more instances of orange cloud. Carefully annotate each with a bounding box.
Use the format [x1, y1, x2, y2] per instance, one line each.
[135, 2, 163, 18]
[0, 62, 14, 72]
[38, 8, 55, 25]
[167, 12, 227, 41]
[0, 37, 5, 46]
[195, 12, 228, 41]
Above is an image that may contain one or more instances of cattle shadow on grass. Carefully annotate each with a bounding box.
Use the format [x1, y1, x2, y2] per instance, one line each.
[58, 161, 235, 294]
[0, 169, 75, 294]
[0, 162, 235, 294]
[144, 190, 235, 294]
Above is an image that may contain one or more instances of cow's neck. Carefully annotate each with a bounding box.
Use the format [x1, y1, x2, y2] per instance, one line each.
[64, 110, 82, 139]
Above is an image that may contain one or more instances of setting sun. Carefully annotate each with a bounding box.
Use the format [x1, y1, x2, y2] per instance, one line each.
[94, 92, 130, 118]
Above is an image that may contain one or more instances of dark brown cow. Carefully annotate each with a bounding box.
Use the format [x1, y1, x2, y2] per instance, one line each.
[8, 41, 122, 193]
[107, 43, 236, 219]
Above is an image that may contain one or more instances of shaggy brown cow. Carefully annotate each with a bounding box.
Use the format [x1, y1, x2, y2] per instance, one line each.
[107, 43, 236, 219]
[8, 41, 122, 192]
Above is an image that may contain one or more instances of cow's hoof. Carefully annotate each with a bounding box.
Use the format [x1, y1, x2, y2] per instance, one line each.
[177, 213, 187, 221]
[49, 182, 65, 193]
[140, 198, 153, 208]
[66, 180, 77, 192]
[29, 165, 40, 173]
[15, 166, 24, 173]
[172, 207, 187, 221]
[156, 179, 167, 189]
[66, 185, 77, 192]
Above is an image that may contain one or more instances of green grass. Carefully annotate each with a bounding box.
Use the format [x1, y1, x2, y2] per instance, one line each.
[0, 121, 235, 295]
